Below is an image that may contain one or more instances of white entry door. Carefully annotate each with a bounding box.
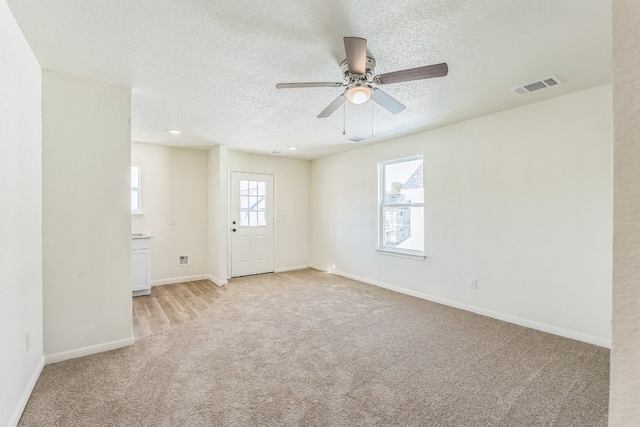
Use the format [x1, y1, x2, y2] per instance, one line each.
[230, 172, 275, 277]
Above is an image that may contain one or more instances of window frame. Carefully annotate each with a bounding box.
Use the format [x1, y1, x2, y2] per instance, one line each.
[239, 179, 268, 227]
[377, 155, 426, 260]
[131, 163, 142, 215]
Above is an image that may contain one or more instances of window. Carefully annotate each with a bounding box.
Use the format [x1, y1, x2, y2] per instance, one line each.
[131, 164, 141, 214]
[378, 156, 424, 258]
[239, 179, 267, 227]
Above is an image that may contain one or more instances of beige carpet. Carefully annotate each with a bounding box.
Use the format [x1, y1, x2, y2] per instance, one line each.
[19, 269, 609, 426]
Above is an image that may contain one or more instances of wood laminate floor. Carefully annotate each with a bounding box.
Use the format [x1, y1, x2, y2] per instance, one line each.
[132, 279, 223, 340]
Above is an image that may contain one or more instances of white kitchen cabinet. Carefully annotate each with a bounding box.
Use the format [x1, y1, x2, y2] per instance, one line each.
[131, 234, 153, 296]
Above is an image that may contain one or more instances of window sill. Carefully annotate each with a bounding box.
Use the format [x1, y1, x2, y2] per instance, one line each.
[131, 212, 144, 218]
[376, 248, 426, 260]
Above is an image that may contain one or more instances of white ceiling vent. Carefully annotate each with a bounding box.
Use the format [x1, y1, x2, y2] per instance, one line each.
[344, 136, 366, 144]
[510, 75, 562, 95]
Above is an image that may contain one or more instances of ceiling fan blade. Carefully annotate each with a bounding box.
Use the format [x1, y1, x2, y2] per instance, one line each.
[374, 63, 448, 85]
[343, 37, 367, 75]
[276, 82, 344, 89]
[370, 88, 406, 114]
[317, 94, 346, 118]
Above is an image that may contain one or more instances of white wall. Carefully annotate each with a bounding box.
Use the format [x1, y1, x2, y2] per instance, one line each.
[0, 2, 43, 425]
[228, 151, 311, 272]
[208, 145, 228, 285]
[132, 142, 210, 284]
[311, 84, 612, 346]
[610, 0, 640, 424]
[42, 70, 133, 362]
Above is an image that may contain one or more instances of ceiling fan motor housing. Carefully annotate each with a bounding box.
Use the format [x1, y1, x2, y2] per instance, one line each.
[341, 57, 376, 81]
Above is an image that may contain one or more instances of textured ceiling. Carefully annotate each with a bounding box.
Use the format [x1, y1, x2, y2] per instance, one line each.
[7, 0, 611, 159]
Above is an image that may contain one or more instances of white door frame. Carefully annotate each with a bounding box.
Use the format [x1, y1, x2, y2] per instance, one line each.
[227, 169, 277, 277]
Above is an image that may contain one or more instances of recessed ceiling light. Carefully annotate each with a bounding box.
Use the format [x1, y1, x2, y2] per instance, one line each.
[167, 129, 181, 135]
[289, 146, 297, 150]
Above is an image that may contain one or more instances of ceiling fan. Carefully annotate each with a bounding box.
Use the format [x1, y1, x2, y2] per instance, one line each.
[276, 37, 448, 118]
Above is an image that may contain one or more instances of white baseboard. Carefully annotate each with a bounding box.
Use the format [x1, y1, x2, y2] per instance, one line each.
[151, 274, 213, 287]
[151, 274, 228, 287]
[206, 274, 228, 287]
[275, 265, 310, 273]
[45, 336, 135, 365]
[177, 267, 312, 286]
[318, 267, 611, 349]
[8, 356, 44, 427]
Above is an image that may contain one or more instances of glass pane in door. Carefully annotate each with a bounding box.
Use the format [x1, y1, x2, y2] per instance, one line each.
[239, 180, 267, 227]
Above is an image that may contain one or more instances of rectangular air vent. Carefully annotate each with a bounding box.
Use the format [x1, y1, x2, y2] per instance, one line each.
[510, 75, 562, 95]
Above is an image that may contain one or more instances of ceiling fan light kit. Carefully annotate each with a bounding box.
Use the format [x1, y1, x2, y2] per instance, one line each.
[346, 84, 372, 104]
[276, 36, 448, 118]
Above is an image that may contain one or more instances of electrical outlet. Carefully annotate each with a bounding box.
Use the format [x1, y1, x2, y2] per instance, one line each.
[169, 217, 176, 226]
[26, 333, 30, 352]
[179, 255, 190, 266]
[469, 278, 478, 289]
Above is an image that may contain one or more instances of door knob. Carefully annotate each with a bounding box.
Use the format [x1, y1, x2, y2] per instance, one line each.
[232, 228, 237, 232]
[232, 220, 236, 225]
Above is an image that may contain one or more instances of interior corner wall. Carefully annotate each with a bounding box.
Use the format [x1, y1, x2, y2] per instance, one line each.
[0, 2, 44, 425]
[610, 0, 640, 424]
[131, 142, 209, 284]
[310, 84, 612, 346]
[228, 151, 311, 272]
[42, 70, 133, 361]
[208, 145, 228, 285]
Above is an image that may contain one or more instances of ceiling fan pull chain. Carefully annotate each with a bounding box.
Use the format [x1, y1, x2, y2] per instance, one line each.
[343, 102, 346, 135]
[371, 102, 374, 138]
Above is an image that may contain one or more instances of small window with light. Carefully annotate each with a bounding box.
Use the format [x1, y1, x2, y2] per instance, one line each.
[131, 164, 141, 214]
